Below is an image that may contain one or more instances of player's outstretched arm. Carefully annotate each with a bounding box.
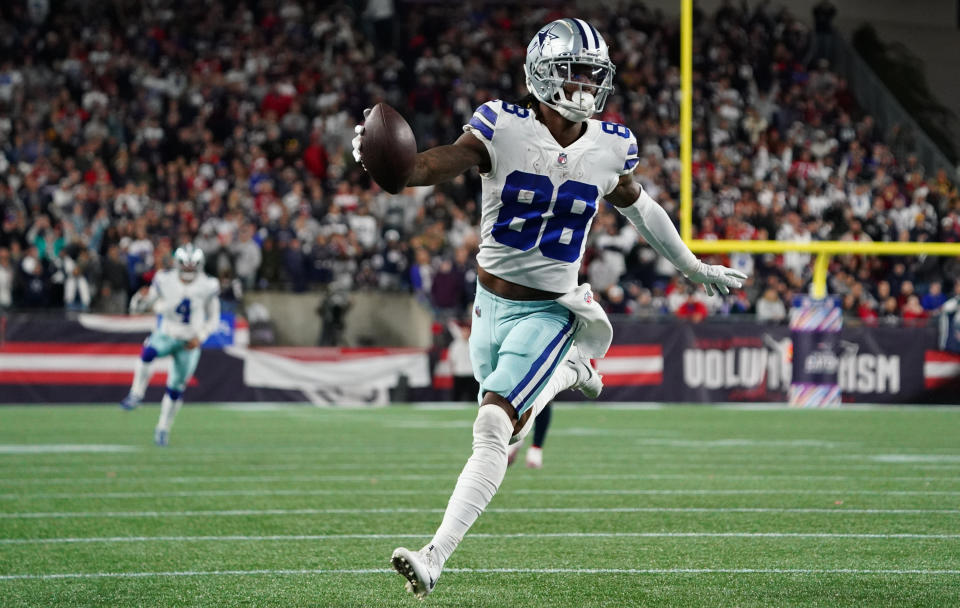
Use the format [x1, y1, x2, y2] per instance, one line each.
[129, 283, 160, 314]
[606, 174, 747, 296]
[406, 133, 490, 187]
[352, 107, 490, 189]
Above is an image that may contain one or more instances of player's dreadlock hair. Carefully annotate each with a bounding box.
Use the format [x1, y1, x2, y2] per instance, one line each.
[515, 93, 543, 119]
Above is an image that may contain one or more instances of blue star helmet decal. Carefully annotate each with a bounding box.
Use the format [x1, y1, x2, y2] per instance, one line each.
[537, 24, 559, 50]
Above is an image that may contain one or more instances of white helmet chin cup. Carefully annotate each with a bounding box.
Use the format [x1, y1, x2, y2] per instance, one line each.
[554, 90, 595, 122]
[525, 18, 615, 122]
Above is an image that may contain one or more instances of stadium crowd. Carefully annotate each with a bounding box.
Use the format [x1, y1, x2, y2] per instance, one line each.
[0, 0, 958, 328]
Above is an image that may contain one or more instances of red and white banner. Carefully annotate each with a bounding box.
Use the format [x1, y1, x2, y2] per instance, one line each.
[594, 345, 663, 386]
[924, 350, 960, 389]
[0, 341, 191, 387]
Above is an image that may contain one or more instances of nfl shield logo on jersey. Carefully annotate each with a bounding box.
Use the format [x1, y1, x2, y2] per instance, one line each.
[584, 289, 593, 304]
[557, 152, 567, 165]
[474, 305, 482, 318]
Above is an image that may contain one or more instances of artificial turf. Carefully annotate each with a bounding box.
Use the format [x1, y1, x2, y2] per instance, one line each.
[0, 403, 958, 607]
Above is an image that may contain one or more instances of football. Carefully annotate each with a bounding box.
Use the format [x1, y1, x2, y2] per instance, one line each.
[361, 103, 417, 194]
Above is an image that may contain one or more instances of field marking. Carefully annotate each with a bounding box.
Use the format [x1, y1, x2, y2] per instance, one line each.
[869, 454, 960, 463]
[5, 467, 960, 486]
[2, 567, 960, 581]
[1, 465, 958, 485]
[1, 506, 957, 519]
[5, 487, 960, 501]
[0, 462, 462, 474]
[416, 402, 960, 411]
[0, 445, 138, 454]
[3, 531, 959, 545]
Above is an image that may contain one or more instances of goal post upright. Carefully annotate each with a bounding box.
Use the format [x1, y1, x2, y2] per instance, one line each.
[680, 0, 693, 243]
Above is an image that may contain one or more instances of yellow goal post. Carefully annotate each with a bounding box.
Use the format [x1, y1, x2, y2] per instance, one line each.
[676, 0, 960, 299]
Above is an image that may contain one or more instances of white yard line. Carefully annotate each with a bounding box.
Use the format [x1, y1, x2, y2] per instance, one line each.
[4, 467, 960, 486]
[1, 507, 957, 519]
[0, 462, 459, 474]
[2, 567, 960, 581]
[4, 487, 960, 501]
[0, 445, 138, 454]
[2, 531, 959, 545]
[2, 469, 958, 485]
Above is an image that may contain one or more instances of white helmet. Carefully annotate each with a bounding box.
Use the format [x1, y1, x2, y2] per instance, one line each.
[524, 18, 616, 122]
[174, 243, 204, 282]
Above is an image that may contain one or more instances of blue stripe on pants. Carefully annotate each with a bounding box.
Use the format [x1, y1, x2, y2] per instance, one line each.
[506, 313, 575, 405]
[516, 332, 574, 416]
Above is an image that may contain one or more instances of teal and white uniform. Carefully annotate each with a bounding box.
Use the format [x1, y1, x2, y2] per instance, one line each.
[132, 269, 220, 392]
[464, 100, 636, 413]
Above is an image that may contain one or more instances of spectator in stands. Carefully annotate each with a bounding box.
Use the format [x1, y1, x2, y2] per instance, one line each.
[858, 297, 879, 325]
[902, 294, 929, 327]
[922, 281, 948, 312]
[62, 248, 92, 311]
[0, 247, 12, 310]
[99, 244, 130, 314]
[430, 258, 466, 321]
[604, 285, 632, 315]
[19, 246, 47, 308]
[676, 291, 709, 323]
[879, 297, 901, 325]
[231, 224, 263, 290]
[756, 288, 788, 323]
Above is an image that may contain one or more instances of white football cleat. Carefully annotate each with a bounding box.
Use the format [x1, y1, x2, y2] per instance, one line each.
[566, 345, 603, 399]
[525, 446, 543, 469]
[119, 393, 141, 410]
[391, 546, 441, 599]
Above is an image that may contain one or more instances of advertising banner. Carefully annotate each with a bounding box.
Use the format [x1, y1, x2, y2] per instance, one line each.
[2, 314, 957, 405]
[561, 319, 948, 404]
[789, 298, 843, 407]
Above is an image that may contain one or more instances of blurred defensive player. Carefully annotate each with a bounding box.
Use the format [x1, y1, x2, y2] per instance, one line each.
[353, 17, 747, 598]
[120, 244, 220, 447]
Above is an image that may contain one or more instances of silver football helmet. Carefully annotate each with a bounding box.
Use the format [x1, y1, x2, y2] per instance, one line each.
[524, 18, 616, 122]
[174, 243, 204, 282]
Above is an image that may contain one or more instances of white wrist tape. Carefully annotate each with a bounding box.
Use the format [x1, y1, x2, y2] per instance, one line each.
[615, 190, 700, 276]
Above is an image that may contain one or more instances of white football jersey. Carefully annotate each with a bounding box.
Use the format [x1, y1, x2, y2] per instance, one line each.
[464, 100, 638, 293]
[135, 269, 221, 341]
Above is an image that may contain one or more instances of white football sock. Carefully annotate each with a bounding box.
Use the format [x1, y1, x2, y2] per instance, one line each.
[426, 404, 513, 566]
[156, 393, 183, 432]
[130, 359, 152, 399]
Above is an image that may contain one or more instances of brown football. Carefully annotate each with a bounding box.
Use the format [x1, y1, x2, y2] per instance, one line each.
[361, 103, 417, 194]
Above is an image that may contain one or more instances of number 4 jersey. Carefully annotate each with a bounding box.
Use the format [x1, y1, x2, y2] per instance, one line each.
[465, 100, 639, 293]
[141, 270, 220, 342]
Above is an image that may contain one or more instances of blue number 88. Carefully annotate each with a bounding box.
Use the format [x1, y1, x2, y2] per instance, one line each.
[491, 171, 598, 262]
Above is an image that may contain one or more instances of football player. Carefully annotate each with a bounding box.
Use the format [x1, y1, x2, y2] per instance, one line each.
[353, 18, 747, 598]
[120, 244, 220, 447]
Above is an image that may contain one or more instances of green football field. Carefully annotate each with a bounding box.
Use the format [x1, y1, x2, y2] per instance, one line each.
[0, 403, 958, 607]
